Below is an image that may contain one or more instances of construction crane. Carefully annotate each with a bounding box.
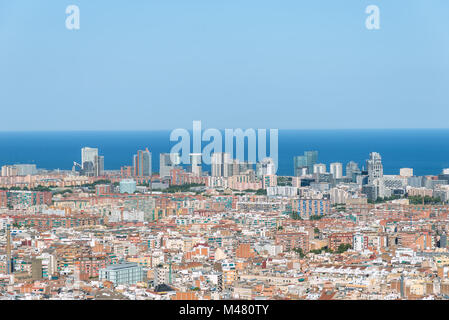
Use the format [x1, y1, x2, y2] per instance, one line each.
[72, 161, 82, 172]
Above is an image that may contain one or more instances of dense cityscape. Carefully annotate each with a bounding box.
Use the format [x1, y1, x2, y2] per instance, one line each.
[1, 0, 447, 314]
[1, 147, 449, 300]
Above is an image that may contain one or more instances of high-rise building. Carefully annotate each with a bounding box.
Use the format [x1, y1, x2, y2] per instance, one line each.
[294, 151, 318, 176]
[211, 152, 232, 177]
[346, 161, 361, 180]
[133, 148, 152, 177]
[95, 155, 104, 176]
[190, 153, 202, 176]
[82, 147, 98, 167]
[81, 147, 104, 176]
[256, 158, 276, 178]
[160, 153, 181, 179]
[313, 163, 326, 174]
[305, 151, 318, 173]
[231, 159, 241, 176]
[293, 155, 308, 176]
[330, 162, 343, 179]
[366, 152, 383, 184]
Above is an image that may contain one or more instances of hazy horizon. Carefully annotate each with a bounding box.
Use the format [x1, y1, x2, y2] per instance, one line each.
[1, 128, 449, 133]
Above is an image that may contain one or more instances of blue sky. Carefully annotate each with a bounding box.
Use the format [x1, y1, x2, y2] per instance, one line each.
[0, 0, 448, 131]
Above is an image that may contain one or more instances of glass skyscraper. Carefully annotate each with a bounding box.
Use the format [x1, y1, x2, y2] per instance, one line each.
[133, 148, 152, 177]
[294, 151, 318, 176]
[305, 151, 318, 173]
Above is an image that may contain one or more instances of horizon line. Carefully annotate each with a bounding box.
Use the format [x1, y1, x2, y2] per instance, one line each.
[1, 128, 449, 133]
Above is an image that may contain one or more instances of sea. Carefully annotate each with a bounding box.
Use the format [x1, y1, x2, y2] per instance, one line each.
[0, 129, 448, 177]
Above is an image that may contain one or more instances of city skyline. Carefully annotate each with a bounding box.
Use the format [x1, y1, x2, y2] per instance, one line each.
[1, 129, 449, 176]
[3, 143, 449, 184]
[1, 1, 449, 304]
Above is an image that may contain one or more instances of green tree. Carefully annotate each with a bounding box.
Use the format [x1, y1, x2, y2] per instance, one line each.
[309, 246, 333, 254]
[408, 195, 442, 205]
[336, 243, 352, 254]
[165, 183, 205, 193]
[291, 212, 302, 220]
[293, 247, 305, 258]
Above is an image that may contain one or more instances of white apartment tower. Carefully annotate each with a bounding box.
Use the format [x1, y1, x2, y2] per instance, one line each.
[313, 163, 326, 174]
[211, 152, 232, 177]
[190, 153, 202, 176]
[330, 162, 343, 179]
[256, 157, 276, 178]
[367, 152, 383, 184]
